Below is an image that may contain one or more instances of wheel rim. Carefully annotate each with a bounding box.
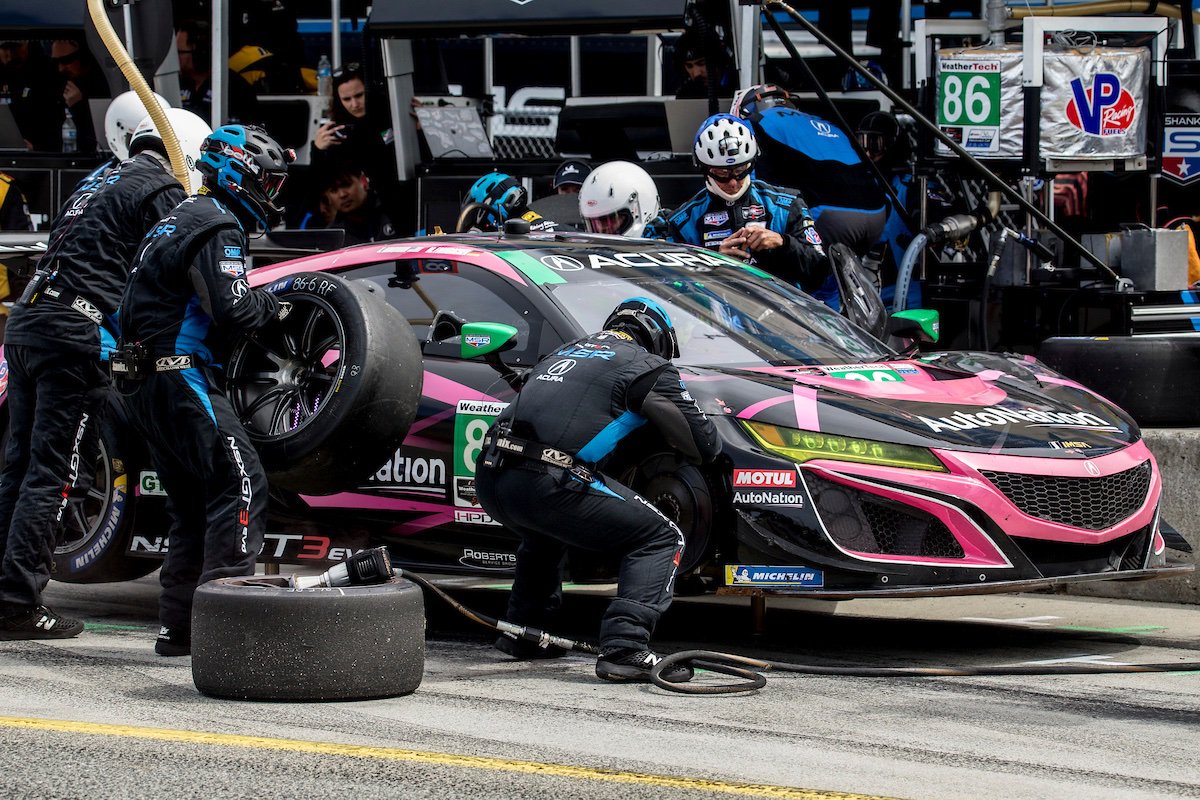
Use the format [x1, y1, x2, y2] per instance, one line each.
[56, 438, 114, 555]
[227, 296, 347, 437]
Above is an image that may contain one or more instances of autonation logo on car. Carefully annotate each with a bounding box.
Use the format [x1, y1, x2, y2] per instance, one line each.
[732, 469, 804, 507]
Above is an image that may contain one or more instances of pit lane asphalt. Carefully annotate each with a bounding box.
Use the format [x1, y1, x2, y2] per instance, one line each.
[1, 575, 1198, 800]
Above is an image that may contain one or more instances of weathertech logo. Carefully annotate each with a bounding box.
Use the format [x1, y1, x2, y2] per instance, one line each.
[733, 469, 797, 488]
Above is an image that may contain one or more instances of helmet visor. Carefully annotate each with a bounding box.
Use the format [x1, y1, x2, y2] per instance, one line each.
[261, 171, 287, 200]
[585, 209, 634, 236]
[856, 131, 886, 161]
[704, 163, 753, 182]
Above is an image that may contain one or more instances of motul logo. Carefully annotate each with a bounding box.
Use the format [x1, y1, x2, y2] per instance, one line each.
[733, 469, 797, 488]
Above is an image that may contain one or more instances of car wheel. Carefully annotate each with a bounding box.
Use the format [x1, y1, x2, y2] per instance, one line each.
[190, 576, 425, 701]
[622, 453, 713, 574]
[0, 413, 153, 584]
[1038, 335, 1200, 426]
[227, 272, 423, 496]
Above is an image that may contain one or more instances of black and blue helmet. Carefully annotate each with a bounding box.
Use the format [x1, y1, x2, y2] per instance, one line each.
[465, 172, 527, 223]
[197, 124, 294, 229]
[604, 297, 680, 360]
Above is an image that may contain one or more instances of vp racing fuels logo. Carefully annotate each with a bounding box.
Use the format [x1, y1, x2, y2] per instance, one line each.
[1065, 73, 1136, 137]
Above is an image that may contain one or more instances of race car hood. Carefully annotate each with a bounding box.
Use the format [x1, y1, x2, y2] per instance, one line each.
[683, 350, 1138, 456]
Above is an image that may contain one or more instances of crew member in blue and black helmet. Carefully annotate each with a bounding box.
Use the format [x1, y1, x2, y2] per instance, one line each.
[459, 171, 558, 232]
[475, 297, 720, 684]
[644, 113, 829, 292]
[115, 124, 295, 657]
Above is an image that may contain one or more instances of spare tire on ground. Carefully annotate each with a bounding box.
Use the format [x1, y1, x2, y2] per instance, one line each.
[226, 271, 423, 495]
[1038, 335, 1200, 427]
[191, 576, 425, 701]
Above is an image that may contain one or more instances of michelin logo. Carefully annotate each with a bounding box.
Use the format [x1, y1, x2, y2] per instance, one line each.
[726, 565, 823, 587]
[919, 406, 1119, 434]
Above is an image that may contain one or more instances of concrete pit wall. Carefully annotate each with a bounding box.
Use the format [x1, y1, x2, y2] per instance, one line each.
[1066, 429, 1200, 605]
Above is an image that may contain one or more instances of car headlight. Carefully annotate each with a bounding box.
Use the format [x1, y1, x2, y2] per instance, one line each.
[739, 420, 948, 472]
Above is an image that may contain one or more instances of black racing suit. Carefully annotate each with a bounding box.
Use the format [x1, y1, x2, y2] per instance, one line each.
[642, 180, 830, 292]
[0, 153, 184, 616]
[115, 190, 282, 633]
[475, 331, 720, 651]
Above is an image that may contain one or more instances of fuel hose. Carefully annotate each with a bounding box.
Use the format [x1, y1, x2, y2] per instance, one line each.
[87, 0, 192, 192]
[399, 568, 1200, 695]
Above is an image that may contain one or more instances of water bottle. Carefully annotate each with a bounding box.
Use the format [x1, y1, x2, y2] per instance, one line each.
[317, 54, 332, 110]
[61, 114, 77, 153]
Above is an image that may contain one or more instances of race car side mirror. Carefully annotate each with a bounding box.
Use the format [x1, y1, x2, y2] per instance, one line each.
[459, 322, 519, 360]
[888, 309, 940, 355]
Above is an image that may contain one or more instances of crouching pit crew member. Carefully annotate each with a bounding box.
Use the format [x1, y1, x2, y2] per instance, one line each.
[114, 124, 294, 656]
[475, 298, 720, 683]
[0, 109, 209, 641]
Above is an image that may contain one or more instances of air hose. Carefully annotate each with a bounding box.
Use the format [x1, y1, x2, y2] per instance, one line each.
[892, 233, 926, 313]
[87, 0, 191, 192]
[399, 569, 599, 656]
[397, 567, 1200, 695]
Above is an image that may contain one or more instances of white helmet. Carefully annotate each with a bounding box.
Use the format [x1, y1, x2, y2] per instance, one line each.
[128, 108, 213, 192]
[104, 90, 170, 160]
[693, 113, 758, 202]
[579, 160, 660, 238]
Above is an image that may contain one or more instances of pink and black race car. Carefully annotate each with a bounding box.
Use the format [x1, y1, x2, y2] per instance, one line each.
[13, 232, 1191, 596]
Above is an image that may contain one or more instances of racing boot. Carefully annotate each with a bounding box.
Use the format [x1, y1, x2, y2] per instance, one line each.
[155, 625, 191, 657]
[0, 605, 84, 640]
[595, 647, 693, 684]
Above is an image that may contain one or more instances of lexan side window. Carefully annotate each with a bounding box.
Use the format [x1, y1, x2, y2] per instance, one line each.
[344, 259, 542, 365]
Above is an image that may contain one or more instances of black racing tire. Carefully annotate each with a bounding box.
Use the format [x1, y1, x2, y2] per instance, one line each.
[0, 411, 154, 584]
[1038, 335, 1200, 427]
[191, 576, 425, 701]
[227, 272, 423, 496]
[621, 453, 714, 575]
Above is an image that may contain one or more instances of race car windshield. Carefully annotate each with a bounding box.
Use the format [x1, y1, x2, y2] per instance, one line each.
[545, 264, 890, 367]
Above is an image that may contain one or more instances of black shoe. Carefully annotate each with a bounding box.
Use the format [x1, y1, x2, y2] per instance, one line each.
[595, 647, 693, 684]
[0, 606, 84, 640]
[494, 633, 567, 660]
[155, 626, 191, 657]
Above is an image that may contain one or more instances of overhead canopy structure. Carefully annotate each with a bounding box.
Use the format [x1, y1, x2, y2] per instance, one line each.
[367, 0, 686, 36]
[0, 0, 87, 34]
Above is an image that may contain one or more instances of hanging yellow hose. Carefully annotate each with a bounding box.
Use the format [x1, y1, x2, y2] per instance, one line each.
[86, 0, 192, 193]
[1010, 1, 1200, 25]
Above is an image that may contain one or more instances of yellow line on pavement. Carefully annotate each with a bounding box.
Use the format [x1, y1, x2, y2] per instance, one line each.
[0, 715, 892, 800]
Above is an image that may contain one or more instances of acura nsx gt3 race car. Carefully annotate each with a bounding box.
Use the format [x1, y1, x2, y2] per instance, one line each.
[11, 232, 1190, 597]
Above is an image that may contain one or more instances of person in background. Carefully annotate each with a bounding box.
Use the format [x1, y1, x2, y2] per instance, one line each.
[176, 19, 262, 127]
[476, 298, 719, 683]
[0, 170, 34, 339]
[0, 172, 31, 231]
[672, 28, 734, 100]
[309, 62, 400, 220]
[855, 110, 941, 310]
[644, 114, 829, 292]
[323, 164, 398, 245]
[0, 41, 61, 151]
[551, 159, 591, 196]
[115, 124, 292, 657]
[0, 109, 209, 643]
[51, 39, 111, 154]
[579, 160, 660, 237]
[460, 172, 557, 233]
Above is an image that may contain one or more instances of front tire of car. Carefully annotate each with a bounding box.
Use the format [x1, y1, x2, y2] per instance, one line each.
[621, 452, 714, 575]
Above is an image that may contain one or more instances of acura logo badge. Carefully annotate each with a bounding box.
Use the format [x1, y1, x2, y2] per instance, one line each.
[1084, 462, 1101, 476]
[540, 254, 584, 272]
